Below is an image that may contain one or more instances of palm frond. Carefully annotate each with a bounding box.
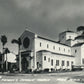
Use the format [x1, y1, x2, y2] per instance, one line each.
[1, 35, 7, 46]
[11, 39, 19, 44]
[77, 26, 84, 31]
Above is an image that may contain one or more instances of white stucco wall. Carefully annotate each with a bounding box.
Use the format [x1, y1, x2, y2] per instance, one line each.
[36, 51, 74, 70]
[66, 32, 77, 40]
[59, 32, 77, 45]
[72, 46, 81, 66]
[81, 45, 84, 65]
[35, 37, 71, 56]
[76, 39, 84, 43]
[65, 40, 77, 46]
[4, 53, 16, 63]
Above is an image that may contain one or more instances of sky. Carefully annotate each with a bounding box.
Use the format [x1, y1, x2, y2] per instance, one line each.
[0, 0, 84, 54]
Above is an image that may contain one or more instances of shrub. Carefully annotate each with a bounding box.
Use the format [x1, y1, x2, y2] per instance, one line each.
[43, 68, 49, 72]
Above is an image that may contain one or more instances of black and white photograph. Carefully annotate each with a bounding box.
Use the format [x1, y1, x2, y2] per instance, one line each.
[0, 0, 84, 84]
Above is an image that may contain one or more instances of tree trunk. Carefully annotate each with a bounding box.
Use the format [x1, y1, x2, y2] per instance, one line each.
[19, 45, 21, 72]
[2, 45, 4, 73]
[6, 53, 8, 71]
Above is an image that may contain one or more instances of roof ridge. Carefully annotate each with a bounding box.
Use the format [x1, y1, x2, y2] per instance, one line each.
[37, 36, 71, 47]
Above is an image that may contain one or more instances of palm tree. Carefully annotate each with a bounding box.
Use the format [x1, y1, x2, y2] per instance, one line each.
[4, 48, 10, 71]
[11, 38, 22, 72]
[75, 26, 84, 40]
[77, 26, 84, 31]
[77, 26, 84, 34]
[1, 35, 7, 72]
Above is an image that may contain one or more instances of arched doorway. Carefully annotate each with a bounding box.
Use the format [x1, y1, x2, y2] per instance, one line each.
[21, 57, 29, 71]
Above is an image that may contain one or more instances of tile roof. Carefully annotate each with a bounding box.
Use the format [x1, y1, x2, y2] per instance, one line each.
[37, 50, 74, 57]
[73, 42, 84, 47]
[37, 36, 70, 47]
[75, 35, 84, 40]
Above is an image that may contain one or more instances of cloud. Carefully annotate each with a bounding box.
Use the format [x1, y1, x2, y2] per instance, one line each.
[0, 0, 84, 41]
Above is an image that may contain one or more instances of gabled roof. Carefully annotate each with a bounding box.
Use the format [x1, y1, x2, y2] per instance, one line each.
[73, 42, 84, 47]
[20, 29, 35, 38]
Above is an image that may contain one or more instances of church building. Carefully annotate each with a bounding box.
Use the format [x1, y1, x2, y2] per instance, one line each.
[19, 28, 84, 72]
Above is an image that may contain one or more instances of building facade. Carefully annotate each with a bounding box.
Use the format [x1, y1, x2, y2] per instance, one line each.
[19, 29, 84, 72]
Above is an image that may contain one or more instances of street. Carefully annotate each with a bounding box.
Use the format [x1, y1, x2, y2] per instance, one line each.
[0, 71, 84, 84]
